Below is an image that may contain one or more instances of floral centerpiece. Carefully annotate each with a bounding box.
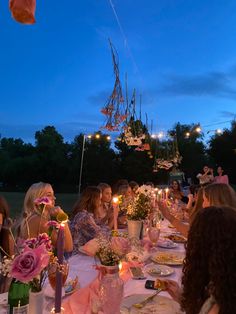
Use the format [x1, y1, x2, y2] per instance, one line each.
[0, 233, 52, 292]
[127, 185, 152, 221]
[96, 236, 131, 266]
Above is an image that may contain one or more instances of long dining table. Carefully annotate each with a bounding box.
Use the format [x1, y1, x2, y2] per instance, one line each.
[0, 220, 186, 313]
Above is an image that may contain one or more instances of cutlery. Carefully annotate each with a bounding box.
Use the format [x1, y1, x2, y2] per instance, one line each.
[132, 289, 161, 309]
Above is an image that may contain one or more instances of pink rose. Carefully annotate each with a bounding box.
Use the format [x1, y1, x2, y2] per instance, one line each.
[111, 237, 131, 257]
[11, 244, 49, 283]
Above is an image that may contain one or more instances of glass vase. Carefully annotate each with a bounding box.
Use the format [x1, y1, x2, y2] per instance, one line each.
[99, 265, 124, 314]
[29, 289, 44, 314]
[127, 220, 143, 239]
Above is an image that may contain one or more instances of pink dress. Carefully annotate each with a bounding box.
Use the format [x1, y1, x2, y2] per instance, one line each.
[214, 175, 229, 184]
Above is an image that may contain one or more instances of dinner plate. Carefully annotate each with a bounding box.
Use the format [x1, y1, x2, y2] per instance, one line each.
[65, 276, 79, 295]
[151, 251, 184, 266]
[145, 264, 174, 277]
[158, 239, 178, 249]
[164, 234, 186, 243]
[120, 294, 183, 313]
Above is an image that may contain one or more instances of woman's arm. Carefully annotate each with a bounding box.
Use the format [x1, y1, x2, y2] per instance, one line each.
[158, 201, 189, 238]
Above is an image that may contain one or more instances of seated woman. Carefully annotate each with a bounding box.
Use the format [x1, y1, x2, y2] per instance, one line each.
[129, 181, 139, 198]
[19, 182, 73, 253]
[164, 206, 236, 313]
[159, 183, 236, 238]
[70, 186, 109, 253]
[97, 182, 114, 229]
[116, 184, 133, 228]
[169, 180, 184, 201]
[0, 196, 14, 293]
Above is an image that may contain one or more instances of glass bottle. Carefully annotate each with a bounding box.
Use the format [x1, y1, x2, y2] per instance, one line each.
[8, 280, 30, 314]
[99, 265, 124, 314]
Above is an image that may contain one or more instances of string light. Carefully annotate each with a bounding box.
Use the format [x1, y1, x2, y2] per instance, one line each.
[216, 129, 222, 135]
[157, 132, 164, 139]
[95, 134, 101, 139]
[195, 126, 202, 133]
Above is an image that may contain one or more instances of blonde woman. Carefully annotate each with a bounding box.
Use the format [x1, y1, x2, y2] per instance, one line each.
[203, 183, 236, 208]
[19, 182, 73, 252]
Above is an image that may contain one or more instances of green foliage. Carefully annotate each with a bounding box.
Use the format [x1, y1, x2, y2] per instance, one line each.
[208, 121, 236, 183]
[127, 194, 151, 221]
[0, 121, 236, 192]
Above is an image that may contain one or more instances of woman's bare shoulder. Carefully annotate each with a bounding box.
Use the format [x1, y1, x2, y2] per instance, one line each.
[21, 215, 48, 238]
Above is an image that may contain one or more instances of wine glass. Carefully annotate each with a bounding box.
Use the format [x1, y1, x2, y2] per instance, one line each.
[148, 227, 160, 248]
[48, 260, 69, 290]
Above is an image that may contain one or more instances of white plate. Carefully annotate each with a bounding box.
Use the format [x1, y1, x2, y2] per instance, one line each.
[145, 264, 174, 277]
[120, 294, 183, 313]
[158, 240, 178, 249]
[151, 251, 184, 266]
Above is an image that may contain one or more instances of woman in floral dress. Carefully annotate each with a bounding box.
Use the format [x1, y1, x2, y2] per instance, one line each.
[70, 186, 109, 253]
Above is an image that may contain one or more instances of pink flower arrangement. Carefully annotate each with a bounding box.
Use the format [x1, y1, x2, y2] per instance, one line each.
[24, 233, 52, 252]
[11, 244, 50, 283]
[6, 234, 53, 292]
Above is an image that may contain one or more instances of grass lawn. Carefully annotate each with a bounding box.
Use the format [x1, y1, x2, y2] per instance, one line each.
[0, 191, 78, 219]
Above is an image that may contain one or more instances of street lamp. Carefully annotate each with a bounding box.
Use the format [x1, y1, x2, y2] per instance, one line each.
[78, 134, 86, 196]
[78, 133, 111, 195]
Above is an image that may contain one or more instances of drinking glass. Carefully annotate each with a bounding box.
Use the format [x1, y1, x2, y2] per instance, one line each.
[48, 260, 69, 290]
[148, 227, 160, 246]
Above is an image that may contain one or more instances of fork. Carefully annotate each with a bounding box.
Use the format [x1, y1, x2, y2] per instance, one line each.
[132, 289, 161, 309]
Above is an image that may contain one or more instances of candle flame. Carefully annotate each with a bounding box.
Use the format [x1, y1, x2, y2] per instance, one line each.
[112, 197, 119, 204]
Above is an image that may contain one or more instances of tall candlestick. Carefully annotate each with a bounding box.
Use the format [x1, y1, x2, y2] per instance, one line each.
[112, 197, 119, 231]
[165, 188, 169, 200]
[55, 224, 65, 313]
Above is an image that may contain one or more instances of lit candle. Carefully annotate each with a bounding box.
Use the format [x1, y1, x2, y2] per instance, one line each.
[113, 197, 119, 231]
[118, 261, 123, 272]
[165, 188, 169, 200]
[54, 223, 65, 313]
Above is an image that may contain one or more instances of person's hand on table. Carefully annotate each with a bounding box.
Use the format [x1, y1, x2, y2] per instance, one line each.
[164, 279, 182, 303]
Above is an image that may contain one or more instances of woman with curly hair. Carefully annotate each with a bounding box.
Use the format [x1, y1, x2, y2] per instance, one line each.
[165, 206, 236, 314]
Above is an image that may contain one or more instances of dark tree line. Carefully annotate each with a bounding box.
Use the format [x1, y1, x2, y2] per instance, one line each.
[0, 122, 235, 192]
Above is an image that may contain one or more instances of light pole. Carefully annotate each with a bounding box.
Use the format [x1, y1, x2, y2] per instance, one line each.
[78, 134, 86, 196]
[78, 133, 111, 195]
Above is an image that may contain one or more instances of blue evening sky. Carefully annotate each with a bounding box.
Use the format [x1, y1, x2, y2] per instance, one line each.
[0, 0, 236, 143]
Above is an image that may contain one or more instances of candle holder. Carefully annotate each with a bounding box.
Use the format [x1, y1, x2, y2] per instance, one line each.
[50, 306, 65, 313]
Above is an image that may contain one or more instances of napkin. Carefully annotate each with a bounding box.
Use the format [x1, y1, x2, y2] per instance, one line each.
[82, 238, 99, 256]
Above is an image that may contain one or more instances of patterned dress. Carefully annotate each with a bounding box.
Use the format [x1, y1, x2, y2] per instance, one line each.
[70, 210, 109, 254]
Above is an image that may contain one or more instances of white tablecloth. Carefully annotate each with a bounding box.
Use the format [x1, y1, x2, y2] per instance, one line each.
[0, 221, 185, 313]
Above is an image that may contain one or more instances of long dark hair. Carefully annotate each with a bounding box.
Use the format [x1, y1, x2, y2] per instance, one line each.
[72, 186, 101, 218]
[181, 206, 236, 314]
[0, 196, 12, 256]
